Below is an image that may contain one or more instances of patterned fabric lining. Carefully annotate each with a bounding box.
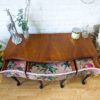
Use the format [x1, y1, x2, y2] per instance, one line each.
[75, 58, 95, 75]
[7, 61, 26, 71]
[75, 58, 95, 69]
[28, 61, 72, 80]
[0, 59, 100, 81]
[2, 61, 73, 80]
[29, 61, 72, 74]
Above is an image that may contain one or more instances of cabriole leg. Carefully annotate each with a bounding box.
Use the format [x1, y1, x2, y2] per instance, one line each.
[82, 74, 91, 85]
[39, 80, 44, 89]
[11, 76, 21, 86]
[60, 79, 66, 88]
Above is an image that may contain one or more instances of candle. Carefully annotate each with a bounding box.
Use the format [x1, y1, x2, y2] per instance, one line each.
[71, 27, 81, 39]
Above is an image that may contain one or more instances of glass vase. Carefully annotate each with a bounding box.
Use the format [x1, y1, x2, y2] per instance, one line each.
[11, 34, 22, 45]
[23, 31, 29, 39]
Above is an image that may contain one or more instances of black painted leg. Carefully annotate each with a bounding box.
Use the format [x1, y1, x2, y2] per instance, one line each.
[39, 80, 44, 89]
[11, 76, 21, 86]
[60, 79, 66, 88]
[82, 74, 91, 85]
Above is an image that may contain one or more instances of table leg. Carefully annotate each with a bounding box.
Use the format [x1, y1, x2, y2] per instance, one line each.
[39, 80, 44, 89]
[11, 76, 21, 86]
[60, 79, 66, 88]
[82, 74, 91, 85]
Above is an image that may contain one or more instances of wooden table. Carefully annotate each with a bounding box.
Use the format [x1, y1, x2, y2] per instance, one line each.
[3, 33, 100, 88]
[4, 33, 99, 67]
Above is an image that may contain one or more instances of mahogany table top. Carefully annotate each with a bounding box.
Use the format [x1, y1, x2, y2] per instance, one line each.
[4, 33, 98, 63]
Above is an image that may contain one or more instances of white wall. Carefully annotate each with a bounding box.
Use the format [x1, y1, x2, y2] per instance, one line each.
[0, 0, 100, 40]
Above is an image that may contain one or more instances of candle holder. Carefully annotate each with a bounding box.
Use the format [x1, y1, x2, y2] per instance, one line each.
[71, 27, 81, 39]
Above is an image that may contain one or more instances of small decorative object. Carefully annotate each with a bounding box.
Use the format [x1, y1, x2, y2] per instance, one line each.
[71, 27, 81, 39]
[82, 30, 88, 38]
[6, 9, 22, 45]
[82, 25, 89, 38]
[16, 0, 31, 39]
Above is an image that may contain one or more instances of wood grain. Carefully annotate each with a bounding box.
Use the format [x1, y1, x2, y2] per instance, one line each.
[3, 33, 98, 63]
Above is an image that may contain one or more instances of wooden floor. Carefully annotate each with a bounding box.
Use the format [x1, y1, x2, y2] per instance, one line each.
[0, 75, 100, 100]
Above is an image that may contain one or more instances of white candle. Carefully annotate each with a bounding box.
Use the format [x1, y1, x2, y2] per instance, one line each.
[71, 27, 81, 39]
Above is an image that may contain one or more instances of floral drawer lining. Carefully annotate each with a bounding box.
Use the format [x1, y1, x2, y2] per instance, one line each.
[0, 58, 100, 81]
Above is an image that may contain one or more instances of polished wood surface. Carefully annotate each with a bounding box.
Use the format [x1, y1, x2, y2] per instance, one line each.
[4, 33, 98, 63]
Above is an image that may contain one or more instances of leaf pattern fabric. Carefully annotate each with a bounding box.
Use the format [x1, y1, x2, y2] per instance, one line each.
[28, 61, 72, 80]
[1, 59, 100, 81]
[29, 61, 72, 74]
[7, 61, 26, 71]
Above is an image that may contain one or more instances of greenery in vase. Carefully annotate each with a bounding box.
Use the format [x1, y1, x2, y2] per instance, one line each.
[16, 0, 30, 33]
[16, 9, 29, 32]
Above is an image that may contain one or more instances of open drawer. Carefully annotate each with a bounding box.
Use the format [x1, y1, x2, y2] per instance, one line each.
[26, 61, 77, 81]
[75, 58, 100, 75]
[0, 58, 100, 81]
[1, 60, 77, 81]
[0, 60, 27, 78]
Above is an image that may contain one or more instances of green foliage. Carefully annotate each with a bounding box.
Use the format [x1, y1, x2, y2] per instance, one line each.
[61, 61, 70, 70]
[0, 57, 3, 70]
[35, 64, 58, 73]
[48, 66, 57, 73]
[0, 62, 3, 69]
[65, 61, 70, 67]
[0, 44, 2, 49]
[16, 9, 29, 32]
[22, 21, 29, 31]
[36, 64, 47, 71]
